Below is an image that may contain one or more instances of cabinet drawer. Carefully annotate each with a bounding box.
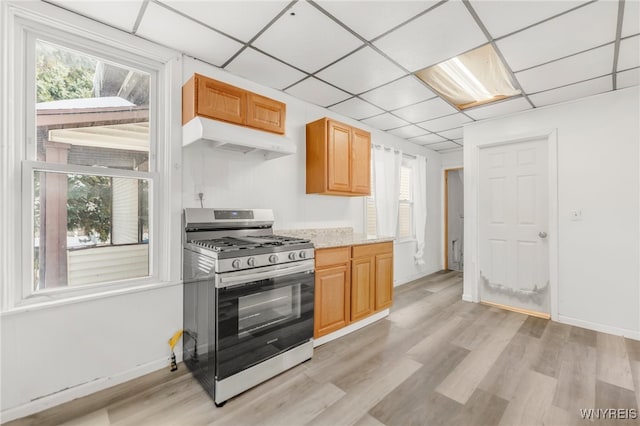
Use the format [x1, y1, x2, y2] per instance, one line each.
[315, 247, 350, 268]
[352, 241, 393, 258]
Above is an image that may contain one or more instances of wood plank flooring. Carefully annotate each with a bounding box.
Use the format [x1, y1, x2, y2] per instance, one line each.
[7, 270, 640, 426]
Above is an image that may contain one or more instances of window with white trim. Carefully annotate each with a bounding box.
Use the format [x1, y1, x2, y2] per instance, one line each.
[366, 155, 415, 240]
[6, 8, 176, 304]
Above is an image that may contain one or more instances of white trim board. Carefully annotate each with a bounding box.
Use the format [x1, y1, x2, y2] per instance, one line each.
[558, 315, 640, 341]
[313, 309, 389, 347]
[0, 354, 182, 423]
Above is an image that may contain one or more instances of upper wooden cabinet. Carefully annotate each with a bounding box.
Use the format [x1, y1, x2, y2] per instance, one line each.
[306, 118, 371, 196]
[182, 73, 286, 134]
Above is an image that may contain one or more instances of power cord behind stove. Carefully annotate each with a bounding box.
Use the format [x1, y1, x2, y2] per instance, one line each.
[198, 192, 204, 208]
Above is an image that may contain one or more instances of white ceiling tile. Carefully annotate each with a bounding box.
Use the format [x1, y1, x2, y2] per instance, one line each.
[417, 113, 473, 133]
[618, 35, 640, 71]
[465, 97, 532, 120]
[427, 141, 461, 151]
[137, 2, 242, 66]
[329, 97, 384, 120]
[437, 127, 464, 140]
[453, 138, 463, 145]
[361, 113, 410, 130]
[622, 0, 640, 37]
[50, 0, 143, 32]
[388, 125, 429, 139]
[360, 76, 436, 110]
[409, 133, 447, 144]
[285, 77, 350, 107]
[469, 0, 585, 39]
[617, 67, 640, 89]
[316, 1, 438, 41]
[252, 1, 363, 73]
[316, 47, 406, 94]
[160, 1, 289, 42]
[224, 48, 306, 90]
[437, 146, 463, 153]
[374, 1, 487, 71]
[529, 76, 612, 107]
[393, 97, 457, 122]
[515, 44, 614, 93]
[496, 1, 618, 72]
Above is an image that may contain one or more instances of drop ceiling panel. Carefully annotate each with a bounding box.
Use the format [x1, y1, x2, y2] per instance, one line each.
[388, 125, 429, 139]
[285, 77, 351, 107]
[468, 0, 586, 39]
[393, 97, 457, 123]
[50, 0, 143, 32]
[316, 47, 406, 94]
[437, 127, 464, 140]
[361, 113, 410, 130]
[515, 44, 614, 94]
[160, 1, 289, 42]
[617, 68, 640, 89]
[529, 76, 612, 107]
[252, 1, 363, 73]
[496, 1, 618, 72]
[136, 2, 242, 66]
[622, 0, 640, 37]
[224, 48, 306, 90]
[618, 35, 640, 71]
[329, 97, 384, 120]
[417, 113, 473, 133]
[409, 133, 447, 144]
[465, 97, 532, 120]
[374, 1, 487, 71]
[316, 1, 437, 41]
[360, 76, 436, 111]
[426, 141, 461, 151]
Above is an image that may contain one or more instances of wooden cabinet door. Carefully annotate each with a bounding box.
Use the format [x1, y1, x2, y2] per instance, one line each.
[246, 93, 286, 134]
[351, 257, 375, 322]
[327, 120, 351, 192]
[375, 252, 394, 311]
[196, 76, 245, 125]
[351, 129, 371, 195]
[315, 264, 350, 338]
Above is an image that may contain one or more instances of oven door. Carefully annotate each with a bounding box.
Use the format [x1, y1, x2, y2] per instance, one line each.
[215, 267, 314, 380]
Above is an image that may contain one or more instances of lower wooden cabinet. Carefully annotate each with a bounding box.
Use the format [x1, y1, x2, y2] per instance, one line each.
[314, 242, 393, 339]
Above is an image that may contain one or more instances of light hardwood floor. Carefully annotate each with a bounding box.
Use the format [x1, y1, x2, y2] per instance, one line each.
[7, 271, 640, 425]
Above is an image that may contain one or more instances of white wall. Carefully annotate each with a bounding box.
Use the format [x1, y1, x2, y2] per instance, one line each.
[440, 149, 463, 169]
[182, 57, 443, 285]
[464, 87, 640, 338]
[447, 170, 464, 271]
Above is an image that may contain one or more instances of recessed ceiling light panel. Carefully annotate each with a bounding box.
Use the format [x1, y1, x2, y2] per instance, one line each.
[415, 44, 520, 109]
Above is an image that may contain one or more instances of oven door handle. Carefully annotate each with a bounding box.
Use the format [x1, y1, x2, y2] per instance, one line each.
[217, 263, 314, 288]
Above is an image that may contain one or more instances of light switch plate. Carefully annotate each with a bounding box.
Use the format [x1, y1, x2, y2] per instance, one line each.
[570, 209, 582, 221]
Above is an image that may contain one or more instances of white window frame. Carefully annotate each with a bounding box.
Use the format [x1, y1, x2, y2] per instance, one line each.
[1, 1, 181, 311]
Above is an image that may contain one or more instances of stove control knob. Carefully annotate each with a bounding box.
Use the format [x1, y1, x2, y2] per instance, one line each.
[269, 254, 279, 264]
[247, 257, 256, 267]
[299, 251, 307, 259]
[288, 252, 297, 261]
[232, 259, 241, 269]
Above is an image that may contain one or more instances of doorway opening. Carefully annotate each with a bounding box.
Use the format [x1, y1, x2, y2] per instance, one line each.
[445, 168, 464, 272]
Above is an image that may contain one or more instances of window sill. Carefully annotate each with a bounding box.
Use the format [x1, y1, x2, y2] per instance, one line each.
[395, 238, 417, 245]
[1, 279, 182, 317]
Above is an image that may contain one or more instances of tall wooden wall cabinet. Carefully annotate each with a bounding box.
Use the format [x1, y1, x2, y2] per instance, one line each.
[306, 117, 371, 196]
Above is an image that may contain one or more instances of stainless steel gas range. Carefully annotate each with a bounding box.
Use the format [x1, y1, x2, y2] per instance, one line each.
[182, 208, 314, 407]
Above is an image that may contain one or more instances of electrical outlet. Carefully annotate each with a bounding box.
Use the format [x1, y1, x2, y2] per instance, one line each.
[194, 185, 204, 201]
[570, 209, 582, 221]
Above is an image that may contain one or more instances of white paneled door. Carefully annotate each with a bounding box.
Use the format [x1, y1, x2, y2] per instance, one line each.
[478, 139, 549, 315]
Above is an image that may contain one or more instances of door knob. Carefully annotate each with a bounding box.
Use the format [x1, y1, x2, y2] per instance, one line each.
[538, 231, 548, 239]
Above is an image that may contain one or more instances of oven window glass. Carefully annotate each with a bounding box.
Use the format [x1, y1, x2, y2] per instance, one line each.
[238, 284, 301, 336]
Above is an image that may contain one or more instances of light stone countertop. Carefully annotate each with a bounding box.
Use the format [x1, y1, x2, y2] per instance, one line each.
[276, 227, 394, 249]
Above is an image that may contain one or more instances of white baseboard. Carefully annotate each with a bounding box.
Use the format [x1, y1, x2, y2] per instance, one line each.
[394, 268, 440, 287]
[558, 315, 640, 341]
[313, 309, 389, 347]
[462, 293, 474, 302]
[1, 353, 181, 423]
